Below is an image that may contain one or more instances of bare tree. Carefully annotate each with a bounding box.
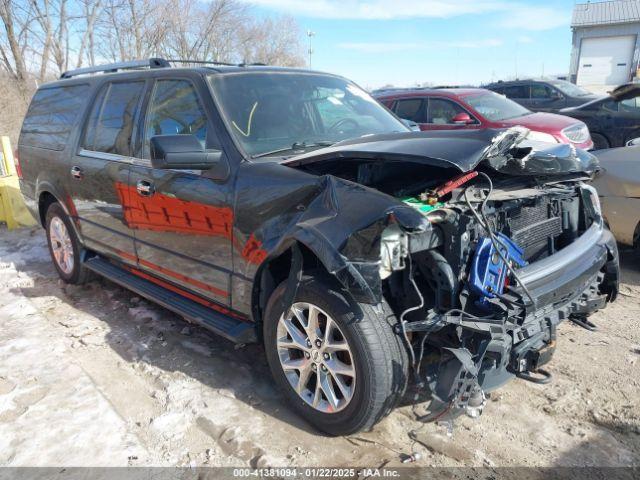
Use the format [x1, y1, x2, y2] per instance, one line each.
[0, 0, 30, 81]
[96, 0, 169, 61]
[237, 15, 304, 66]
[75, 0, 101, 67]
[1, 0, 305, 87]
[30, 0, 81, 79]
[159, 0, 245, 61]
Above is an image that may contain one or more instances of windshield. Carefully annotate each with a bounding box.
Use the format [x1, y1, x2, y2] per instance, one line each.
[465, 91, 532, 121]
[549, 80, 593, 97]
[208, 72, 408, 158]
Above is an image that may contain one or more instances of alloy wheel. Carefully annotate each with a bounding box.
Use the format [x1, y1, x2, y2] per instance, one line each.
[49, 216, 74, 275]
[276, 302, 356, 413]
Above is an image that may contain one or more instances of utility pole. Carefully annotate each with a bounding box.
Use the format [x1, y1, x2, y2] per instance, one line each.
[307, 30, 315, 68]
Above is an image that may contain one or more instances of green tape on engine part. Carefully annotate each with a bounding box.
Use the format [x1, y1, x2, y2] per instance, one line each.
[401, 197, 444, 213]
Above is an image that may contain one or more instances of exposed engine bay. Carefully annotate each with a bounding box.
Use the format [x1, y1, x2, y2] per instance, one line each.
[285, 128, 619, 422]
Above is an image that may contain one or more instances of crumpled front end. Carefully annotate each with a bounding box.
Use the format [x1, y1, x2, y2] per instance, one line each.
[284, 127, 620, 421]
[374, 172, 619, 421]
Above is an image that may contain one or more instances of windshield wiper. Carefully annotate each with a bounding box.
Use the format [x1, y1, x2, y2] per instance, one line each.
[252, 141, 335, 159]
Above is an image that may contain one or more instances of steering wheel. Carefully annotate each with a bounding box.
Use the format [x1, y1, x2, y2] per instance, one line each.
[328, 118, 360, 133]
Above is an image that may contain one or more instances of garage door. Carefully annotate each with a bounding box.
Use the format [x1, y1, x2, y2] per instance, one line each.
[577, 35, 636, 86]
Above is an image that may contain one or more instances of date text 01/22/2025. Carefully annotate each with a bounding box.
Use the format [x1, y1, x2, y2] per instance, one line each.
[232, 468, 401, 477]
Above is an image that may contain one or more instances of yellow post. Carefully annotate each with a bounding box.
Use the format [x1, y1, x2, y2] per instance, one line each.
[0, 136, 36, 229]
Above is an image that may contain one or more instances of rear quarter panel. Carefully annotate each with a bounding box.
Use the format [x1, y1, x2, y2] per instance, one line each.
[592, 145, 640, 246]
[17, 82, 96, 227]
[18, 145, 72, 225]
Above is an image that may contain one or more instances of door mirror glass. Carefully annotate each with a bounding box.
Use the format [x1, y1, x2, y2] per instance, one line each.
[451, 112, 474, 124]
[150, 134, 223, 170]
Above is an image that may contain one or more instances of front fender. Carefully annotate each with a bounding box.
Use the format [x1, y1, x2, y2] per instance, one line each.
[260, 175, 431, 305]
[291, 226, 381, 304]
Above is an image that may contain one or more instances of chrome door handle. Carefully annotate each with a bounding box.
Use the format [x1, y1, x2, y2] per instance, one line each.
[136, 180, 155, 197]
[70, 166, 83, 179]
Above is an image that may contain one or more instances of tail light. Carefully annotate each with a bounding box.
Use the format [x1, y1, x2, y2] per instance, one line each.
[13, 149, 23, 179]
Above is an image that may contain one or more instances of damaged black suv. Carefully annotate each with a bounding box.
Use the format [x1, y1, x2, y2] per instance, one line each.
[18, 59, 619, 436]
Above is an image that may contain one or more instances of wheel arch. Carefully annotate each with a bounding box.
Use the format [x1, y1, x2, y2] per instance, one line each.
[38, 191, 58, 227]
[591, 131, 611, 149]
[37, 189, 83, 245]
[634, 220, 640, 249]
[252, 241, 332, 330]
[251, 237, 380, 329]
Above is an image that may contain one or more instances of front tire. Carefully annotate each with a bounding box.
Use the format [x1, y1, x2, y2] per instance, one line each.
[591, 133, 610, 150]
[45, 202, 91, 284]
[263, 275, 408, 435]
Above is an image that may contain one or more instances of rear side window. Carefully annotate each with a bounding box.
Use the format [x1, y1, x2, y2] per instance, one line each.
[83, 81, 145, 156]
[20, 84, 89, 150]
[394, 98, 426, 122]
[503, 85, 529, 99]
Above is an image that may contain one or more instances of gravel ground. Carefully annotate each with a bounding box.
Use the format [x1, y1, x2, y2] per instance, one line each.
[0, 226, 638, 468]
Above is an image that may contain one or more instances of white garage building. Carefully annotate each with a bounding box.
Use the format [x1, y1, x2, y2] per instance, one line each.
[569, 0, 640, 91]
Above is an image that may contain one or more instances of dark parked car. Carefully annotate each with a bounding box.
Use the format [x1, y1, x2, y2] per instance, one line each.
[17, 59, 618, 435]
[559, 83, 640, 150]
[373, 87, 594, 149]
[485, 79, 599, 112]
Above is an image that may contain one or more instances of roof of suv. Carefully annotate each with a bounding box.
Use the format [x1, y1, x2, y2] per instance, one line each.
[373, 87, 490, 100]
[485, 79, 569, 88]
[42, 58, 339, 89]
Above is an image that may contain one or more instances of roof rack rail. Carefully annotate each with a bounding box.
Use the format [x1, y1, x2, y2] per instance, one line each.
[164, 59, 237, 67]
[59, 57, 269, 79]
[60, 58, 170, 79]
[165, 59, 267, 67]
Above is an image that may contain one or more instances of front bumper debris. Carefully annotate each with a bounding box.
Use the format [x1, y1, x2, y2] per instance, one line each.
[415, 221, 619, 420]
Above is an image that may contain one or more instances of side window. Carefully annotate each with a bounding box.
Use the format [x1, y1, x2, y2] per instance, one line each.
[620, 97, 640, 112]
[603, 101, 619, 112]
[503, 85, 529, 99]
[531, 84, 552, 99]
[427, 98, 468, 124]
[144, 79, 208, 158]
[394, 98, 425, 122]
[20, 84, 90, 150]
[82, 81, 145, 156]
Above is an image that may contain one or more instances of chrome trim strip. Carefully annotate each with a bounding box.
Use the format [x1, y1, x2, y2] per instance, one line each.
[78, 148, 134, 164]
[78, 148, 154, 167]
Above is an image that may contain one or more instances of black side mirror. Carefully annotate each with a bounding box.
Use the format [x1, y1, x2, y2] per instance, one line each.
[150, 134, 221, 170]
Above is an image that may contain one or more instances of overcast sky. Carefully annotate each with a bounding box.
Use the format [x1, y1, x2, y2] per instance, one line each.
[242, 0, 575, 89]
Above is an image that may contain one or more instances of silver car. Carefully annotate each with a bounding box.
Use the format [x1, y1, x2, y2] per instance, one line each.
[593, 141, 640, 248]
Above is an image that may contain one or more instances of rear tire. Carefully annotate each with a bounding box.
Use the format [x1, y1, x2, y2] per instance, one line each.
[45, 202, 92, 284]
[591, 133, 610, 150]
[263, 275, 408, 435]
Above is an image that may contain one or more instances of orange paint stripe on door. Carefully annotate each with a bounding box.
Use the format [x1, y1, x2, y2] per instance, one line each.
[122, 264, 246, 320]
[113, 249, 228, 298]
